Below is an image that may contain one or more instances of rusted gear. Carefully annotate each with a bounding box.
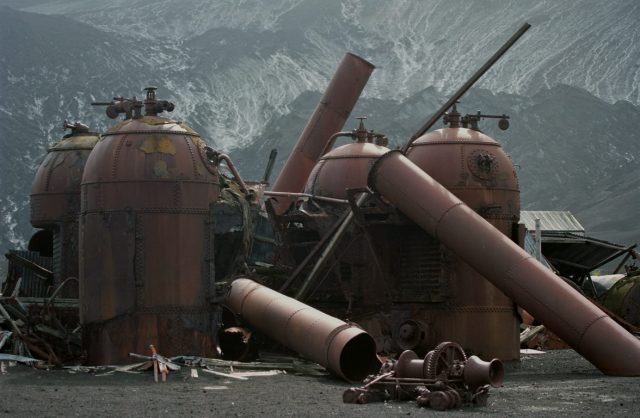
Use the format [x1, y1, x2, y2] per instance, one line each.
[425, 341, 467, 380]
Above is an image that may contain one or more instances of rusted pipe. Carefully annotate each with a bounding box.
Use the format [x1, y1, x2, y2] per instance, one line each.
[321, 131, 356, 155]
[270, 53, 375, 215]
[225, 278, 380, 382]
[263, 191, 349, 205]
[368, 151, 640, 376]
[402, 22, 530, 152]
[295, 193, 368, 300]
[218, 154, 248, 194]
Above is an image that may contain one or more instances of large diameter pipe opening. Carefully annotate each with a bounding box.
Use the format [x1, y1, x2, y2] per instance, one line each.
[331, 328, 380, 382]
[225, 278, 380, 382]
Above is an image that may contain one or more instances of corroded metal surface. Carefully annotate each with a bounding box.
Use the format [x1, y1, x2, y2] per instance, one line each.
[270, 53, 375, 214]
[30, 126, 99, 298]
[304, 142, 389, 200]
[225, 278, 380, 382]
[368, 150, 640, 376]
[80, 105, 221, 364]
[404, 124, 520, 360]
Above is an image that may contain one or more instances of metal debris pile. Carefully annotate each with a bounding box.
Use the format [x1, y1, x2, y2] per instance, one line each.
[343, 342, 504, 411]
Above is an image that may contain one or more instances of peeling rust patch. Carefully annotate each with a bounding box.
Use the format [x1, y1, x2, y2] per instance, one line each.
[138, 135, 177, 155]
[153, 160, 170, 178]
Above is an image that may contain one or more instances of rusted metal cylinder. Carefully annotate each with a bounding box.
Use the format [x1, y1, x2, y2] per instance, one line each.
[30, 126, 99, 298]
[394, 350, 427, 378]
[270, 53, 375, 214]
[225, 278, 380, 382]
[303, 142, 389, 200]
[80, 113, 220, 364]
[368, 151, 640, 376]
[405, 126, 521, 361]
[463, 355, 504, 389]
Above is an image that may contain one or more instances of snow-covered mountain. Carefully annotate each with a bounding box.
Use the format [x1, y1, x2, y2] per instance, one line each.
[1, 0, 639, 272]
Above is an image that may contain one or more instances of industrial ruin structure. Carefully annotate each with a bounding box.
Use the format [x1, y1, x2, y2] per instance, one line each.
[3, 23, 640, 387]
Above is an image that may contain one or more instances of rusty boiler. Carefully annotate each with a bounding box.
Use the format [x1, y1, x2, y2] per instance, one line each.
[274, 108, 519, 361]
[29, 121, 99, 298]
[79, 87, 221, 364]
[401, 105, 521, 360]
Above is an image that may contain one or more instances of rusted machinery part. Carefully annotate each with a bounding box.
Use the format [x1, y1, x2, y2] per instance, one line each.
[224, 278, 380, 382]
[425, 341, 467, 380]
[396, 319, 430, 352]
[463, 356, 505, 389]
[218, 153, 249, 194]
[599, 275, 640, 327]
[417, 389, 462, 411]
[394, 345, 502, 390]
[394, 350, 425, 379]
[270, 52, 375, 215]
[368, 150, 640, 376]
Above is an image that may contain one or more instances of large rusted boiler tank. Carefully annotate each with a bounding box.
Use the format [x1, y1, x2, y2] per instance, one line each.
[30, 121, 99, 297]
[403, 106, 520, 360]
[303, 118, 389, 201]
[80, 87, 221, 364]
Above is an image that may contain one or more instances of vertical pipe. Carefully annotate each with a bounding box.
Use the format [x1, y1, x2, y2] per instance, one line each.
[270, 53, 375, 215]
[535, 218, 542, 262]
[225, 278, 380, 382]
[368, 151, 640, 376]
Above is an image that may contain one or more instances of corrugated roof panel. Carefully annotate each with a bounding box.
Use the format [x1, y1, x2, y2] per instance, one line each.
[520, 210, 585, 234]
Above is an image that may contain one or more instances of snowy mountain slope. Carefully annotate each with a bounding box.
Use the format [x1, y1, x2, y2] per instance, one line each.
[1, 0, 639, 273]
[7, 0, 640, 105]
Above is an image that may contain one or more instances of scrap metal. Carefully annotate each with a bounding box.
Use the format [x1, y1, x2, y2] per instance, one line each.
[344, 342, 503, 411]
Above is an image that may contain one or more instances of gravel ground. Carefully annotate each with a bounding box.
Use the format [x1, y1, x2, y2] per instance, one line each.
[1, 350, 639, 417]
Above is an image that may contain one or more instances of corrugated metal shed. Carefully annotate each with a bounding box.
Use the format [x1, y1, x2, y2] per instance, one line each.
[520, 211, 585, 235]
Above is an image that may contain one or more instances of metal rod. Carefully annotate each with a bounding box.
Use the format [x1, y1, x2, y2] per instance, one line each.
[278, 206, 352, 293]
[218, 154, 248, 194]
[262, 149, 278, 184]
[402, 22, 531, 153]
[295, 193, 367, 301]
[263, 191, 349, 205]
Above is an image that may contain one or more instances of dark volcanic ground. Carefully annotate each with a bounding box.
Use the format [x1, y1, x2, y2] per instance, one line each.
[1, 350, 639, 417]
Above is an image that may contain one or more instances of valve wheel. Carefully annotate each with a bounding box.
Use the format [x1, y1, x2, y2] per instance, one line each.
[425, 341, 467, 380]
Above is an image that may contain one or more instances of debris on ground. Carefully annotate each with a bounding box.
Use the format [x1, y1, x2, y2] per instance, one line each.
[0, 294, 81, 366]
[344, 342, 504, 411]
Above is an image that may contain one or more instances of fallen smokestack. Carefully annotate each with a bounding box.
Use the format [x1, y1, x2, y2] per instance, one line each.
[368, 151, 640, 376]
[225, 278, 380, 382]
[270, 52, 375, 214]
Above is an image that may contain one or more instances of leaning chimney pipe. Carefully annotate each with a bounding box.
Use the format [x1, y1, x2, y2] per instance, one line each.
[368, 151, 640, 376]
[269, 53, 375, 215]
